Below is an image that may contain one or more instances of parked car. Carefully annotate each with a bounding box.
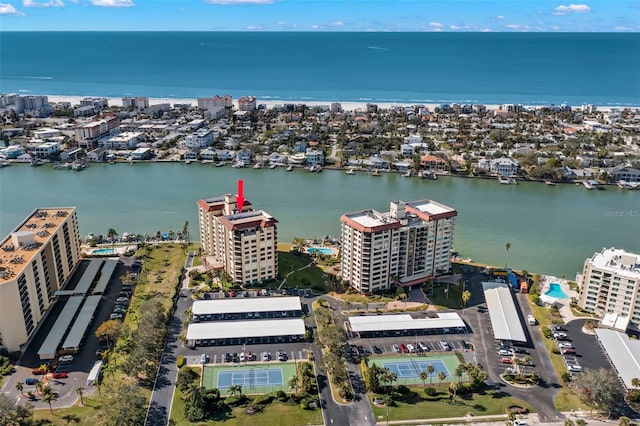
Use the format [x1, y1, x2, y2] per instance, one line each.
[262, 352, 270, 361]
[277, 350, 287, 361]
[116, 297, 129, 303]
[440, 341, 451, 351]
[307, 350, 314, 361]
[512, 347, 527, 354]
[562, 348, 577, 355]
[553, 332, 568, 339]
[239, 352, 246, 362]
[552, 326, 567, 332]
[558, 342, 573, 349]
[372, 345, 382, 354]
[231, 353, 239, 363]
[399, 343, 408, 353]
[224, 353, 232, 362]
[406, 343, 415, 353]
[568, 365, 582, 372]
[32, 368, 46, 375]
[109, 313, 123, 320]
[200, 354, 209, 364]
[59, 355, 74, 363]
[25, 378, 39, 385]
[392, 344, 400, 353]
[513, 420, 528, 426]
[418, 342, 429, 352]
[52, 372, 68, 379]
[500, 357, 513, 364]
[498, 349, 513, 356]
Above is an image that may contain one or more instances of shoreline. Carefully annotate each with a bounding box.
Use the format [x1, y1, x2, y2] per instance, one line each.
[43, 94, 640, 112]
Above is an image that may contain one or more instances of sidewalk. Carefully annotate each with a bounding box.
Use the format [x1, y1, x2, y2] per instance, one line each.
[378, 412, 617, 425]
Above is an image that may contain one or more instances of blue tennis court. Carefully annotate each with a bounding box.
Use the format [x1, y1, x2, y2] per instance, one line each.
[382, 359, 450, 379]
[217, 367, 283, 389]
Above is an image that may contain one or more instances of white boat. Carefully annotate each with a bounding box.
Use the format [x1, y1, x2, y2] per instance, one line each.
[371, 169, 380, 177]
[346, 168, 355, 175]
[0, 160, 10, 167]
[184, 160, 192, 164]
[403, 170, 414, 178]
[315, 165, 322, 173]
[253, 162, 263, 169]
[72, 162, 87, 171]
[308, 165, 322, 172]
[583, 180, 597, 190]
[269, 164, 278, 169]
[617, 180, 638, 190]
[498, 176, 516, 184]
[232, 161, 245, 168]
[286, 165, 294, 171]
[545, 180, 557, 186]
[215, 161, 225, 167]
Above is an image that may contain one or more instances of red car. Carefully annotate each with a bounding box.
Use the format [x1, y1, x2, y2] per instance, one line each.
[52, 372, 68, 379]
[500, 357, 513, 364]
[32, 368, 46, 375]
[399, 343, 408, 353]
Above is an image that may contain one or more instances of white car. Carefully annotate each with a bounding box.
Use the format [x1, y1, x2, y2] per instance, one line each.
[239, 352, 246, 362]
[558, 342, 573, 349]
[59, 355, 74, 363]
[262, 352, 270, 361]
[568, 365, 582, 372]
[418, 342, 429, 352]
[392, 344, 400, 353]
[406, 344, 415, 353]
[498, 349, 513, 356]
[513, 420, 528, 426]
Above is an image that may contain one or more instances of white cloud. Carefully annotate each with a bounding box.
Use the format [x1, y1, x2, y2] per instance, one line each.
[276, 20, 286, 25]
[506, 24, 521, 29]
[428, 21, 443, 28]
[246, 24, 264, 30]
[311, 24, 320, 29]
[450, 25, 461, 30]
[205, 0, 274, 4]
[481, 28, 492, 32]
[23, 0, 64, 7]
[0, 2, 25, 14]
[554, 4, 591, 15]
[614, 25, 634, 31]
[90, 0, 134, 6]
[328, 20, 344, 27]
[496, 15, 505, 19]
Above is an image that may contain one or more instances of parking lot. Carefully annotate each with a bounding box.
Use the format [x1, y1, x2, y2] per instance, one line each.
[552, 319, 613, 376]
[184, 341, 314, 367]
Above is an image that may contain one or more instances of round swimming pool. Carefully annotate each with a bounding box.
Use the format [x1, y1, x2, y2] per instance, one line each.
[545, 283, 569, 299]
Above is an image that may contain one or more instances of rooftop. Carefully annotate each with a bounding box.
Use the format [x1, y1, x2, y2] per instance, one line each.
[0, 208, 75, 284]
[588, 247, 640, 279]
[192, 296, 302, 315]
[348, 312, 464, 333]
[186, 318, 305, 340]
[482, 282, 527, 342]
[407, 199, 457, 218]
[595, 328, 640, 389]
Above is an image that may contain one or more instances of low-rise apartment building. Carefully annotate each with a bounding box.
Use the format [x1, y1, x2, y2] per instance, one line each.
[341, 199, 457, 293]
[577, 248, 640, 330]
[0, 208, 81, 352]
[198, 194, 278, 285]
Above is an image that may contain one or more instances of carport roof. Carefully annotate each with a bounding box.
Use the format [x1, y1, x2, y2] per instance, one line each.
[348, 312, 464, 333]
[186, 318, 305, 340]
[595, 328, 640, 389]
[192, 296, 302, 315]
[482, 282, 527, 342]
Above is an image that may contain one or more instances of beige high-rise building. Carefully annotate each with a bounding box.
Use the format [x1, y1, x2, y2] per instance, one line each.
[577, 248, 640, 329]
[341, 199, 457, 293]
[197, 194, 278, 286]
[0, 208, 81, 352]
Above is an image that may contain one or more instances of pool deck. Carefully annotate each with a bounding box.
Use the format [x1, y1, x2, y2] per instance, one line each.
[539, 275, 580, 323]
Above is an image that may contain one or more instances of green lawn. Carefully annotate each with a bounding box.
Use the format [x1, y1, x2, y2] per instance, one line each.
[31, 396, 104, 425]
[370, 386, 535, 421]
[275, 251, 328, 293]
[169, 385, 322, 426]
[425, 282, 464, 310]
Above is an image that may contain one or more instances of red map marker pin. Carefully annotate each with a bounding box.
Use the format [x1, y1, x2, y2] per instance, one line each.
[237, 179, 245, 212]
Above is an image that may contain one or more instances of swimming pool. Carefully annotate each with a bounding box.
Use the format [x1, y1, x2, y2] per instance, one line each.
[306, 247, 335, 256]
[91, 248, 115, 255]
[545, 283, 569, 299]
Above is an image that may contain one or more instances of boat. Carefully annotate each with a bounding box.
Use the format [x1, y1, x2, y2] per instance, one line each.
[72, 162, 87, 171]
[215, 161, 225, 167]
[286, 165, 294, 171]
[232, 161, 245, 168]
[315, 165, 322, 173]
[498, 176, 516, 184]
[583, 180, 597, 190]
[0, 160, 11, 167]
[309, 165, 322, 172]
[30, 158, 44, 167]
[544, 180, 557, 186]
[617, 180, 638, 190]
[184, 160, 192, 164]
[253, 162, 263, 169]
[403, 170, 414, 178]
[269, 163, 278, 169]
[371, 169, 380, 177]
[346, 168, 355, 175]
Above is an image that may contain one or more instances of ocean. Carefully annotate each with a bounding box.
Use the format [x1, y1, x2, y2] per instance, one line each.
[1, 32, 639, 106]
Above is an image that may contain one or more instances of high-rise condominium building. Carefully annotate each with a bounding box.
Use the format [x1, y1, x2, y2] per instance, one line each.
[197, 194, 278, 286]
[341, 199, 457, 293]
[0, 208, 81, 352]
[577, 247, 640, 329]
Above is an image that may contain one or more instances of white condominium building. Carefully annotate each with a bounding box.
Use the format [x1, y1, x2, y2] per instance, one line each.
[341, 199, 457, 293]
[198, 195, 278, 286]
[0, 208, 81, 352]
[577, 248, 640, 329]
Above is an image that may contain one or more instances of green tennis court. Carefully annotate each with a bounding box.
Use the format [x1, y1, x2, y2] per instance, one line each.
[203, 362, 298, 395]
[370, 353, 464, 386]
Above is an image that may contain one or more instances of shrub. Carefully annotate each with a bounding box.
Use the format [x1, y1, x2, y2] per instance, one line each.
[176, 367, 199, 392]
[551, 347, 560, 354]
[274, 390, 287, 401]
[425, 387, 437, 396]
[225, 395, 247, 407]
[252, 394, 273, 406]
[176, 354, 185, 368]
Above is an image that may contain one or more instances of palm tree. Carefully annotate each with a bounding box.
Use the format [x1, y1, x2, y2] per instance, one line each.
[504, 242, 511, 269]
[76, 387, 84, 405]
[16, 381, 24, 395]
[632, 377, 640, 389]
[288, 375, 299, 393]
[427, 364, 435, 385]
[461, 289, 471, 309]
[437, 371, 447, 385]
[418, 371, 428, 387]
[455, 364, 465, 383]
[182, 220, 190, 248]
[107, 228, 118, 252]
[43, 391, 58, 414]
[449, 381, 461, 401]
[227, 384, 242, 398]
[512, 357, 521, 374]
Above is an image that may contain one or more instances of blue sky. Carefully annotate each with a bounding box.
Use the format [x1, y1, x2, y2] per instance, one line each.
[1, 0, 638, 31]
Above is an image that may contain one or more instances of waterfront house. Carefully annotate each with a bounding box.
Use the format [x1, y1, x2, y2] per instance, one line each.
[268, 152, 287, 166]
[608, 164, 640, 183]
[305, 149, 324, 166]
[130, 147, 152, 160]
[489, 157, 519, 176]
[400, 144, 415, 156]
[200, 148, 216, 161]
[0, 145, 24, 159]
[87, 147, 106, 162]
[184, 150, 198, 161]
[184, 128, 215, 149]
[215, 149, 235, 161]
[34, 142, 61, 158]
[420, 154, 447, 172]
[59, 148, 85, 162]
[99, 132, 144, 150]
[235, 150, 252, 165]
[363, 156, 388, 169]
[293, 140, 308, 153]
[393, 160, 413, 172]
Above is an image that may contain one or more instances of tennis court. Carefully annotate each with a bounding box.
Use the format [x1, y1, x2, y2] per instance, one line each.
[377, 354, 463, 385]
[203, 362, 297, 394]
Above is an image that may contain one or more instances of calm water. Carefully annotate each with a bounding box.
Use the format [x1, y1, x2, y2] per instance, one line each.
[1, 164, 638, 278]
[1, 32, 639, 106]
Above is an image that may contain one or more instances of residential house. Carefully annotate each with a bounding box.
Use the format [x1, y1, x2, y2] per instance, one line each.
[200, 148, 217, 161]
[305, 149, 324, 166]
[420, 154, 447, 171]
[87, 147, 106, 162]
[34, 142, 61, 158]
[608, 165, 640, 183]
